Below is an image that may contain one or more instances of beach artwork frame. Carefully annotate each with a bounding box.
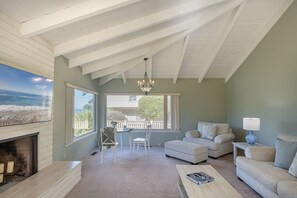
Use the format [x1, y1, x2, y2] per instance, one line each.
[0, 63, 53, 127]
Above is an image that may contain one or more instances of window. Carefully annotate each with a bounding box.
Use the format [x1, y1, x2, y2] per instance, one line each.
[106, 94, 180, 131]
[65, 83, 97, 144]
[73, 89, 95, 137]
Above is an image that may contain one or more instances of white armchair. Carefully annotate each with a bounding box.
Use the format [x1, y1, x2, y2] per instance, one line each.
[183, 122, 235, 158]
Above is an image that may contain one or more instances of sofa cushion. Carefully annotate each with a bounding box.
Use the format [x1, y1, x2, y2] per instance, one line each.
[244, 147, 275, 162]
[183, 137, 220, 151]
[274, 138, 297, 169]
[277, 181, 297, 198]
[278, 134, 297, 142]
[198, 122, 230, 136]
[201, 124, 217, 140]
[236, 157, 297, 193]
[215, 123, 229, 135]
[289, 152, 297, 177]
[185, 130, 201, 138]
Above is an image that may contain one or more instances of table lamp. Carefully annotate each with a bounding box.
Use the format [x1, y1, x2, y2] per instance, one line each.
[243, 117, 260, 145]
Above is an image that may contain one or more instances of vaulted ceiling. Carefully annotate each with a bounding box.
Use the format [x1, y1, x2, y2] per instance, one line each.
[0, 0, 294, 85]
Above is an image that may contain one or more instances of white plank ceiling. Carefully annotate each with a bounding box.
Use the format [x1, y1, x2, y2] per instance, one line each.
[0, 0, 294, 85]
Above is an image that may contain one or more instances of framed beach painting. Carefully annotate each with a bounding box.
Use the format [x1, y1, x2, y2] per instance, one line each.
[0, 63, 53, 127]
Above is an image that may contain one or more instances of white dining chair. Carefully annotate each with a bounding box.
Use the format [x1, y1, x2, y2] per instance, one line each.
[100, 127, 118, 164]
[133, 125, 152, 154]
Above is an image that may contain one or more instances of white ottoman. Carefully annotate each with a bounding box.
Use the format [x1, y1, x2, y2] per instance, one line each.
[165, 140, 208, 164]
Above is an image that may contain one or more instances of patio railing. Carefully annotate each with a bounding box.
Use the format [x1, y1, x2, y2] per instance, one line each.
[107, 120, 166, 129]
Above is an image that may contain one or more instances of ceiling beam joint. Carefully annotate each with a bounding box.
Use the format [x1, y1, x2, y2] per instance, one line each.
[54, 0, 228, 56]
[173, 35, 190, 84]
[198, 0, 246, 84]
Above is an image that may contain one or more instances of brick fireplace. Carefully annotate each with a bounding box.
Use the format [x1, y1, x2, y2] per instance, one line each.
[0, 133, 38, 192]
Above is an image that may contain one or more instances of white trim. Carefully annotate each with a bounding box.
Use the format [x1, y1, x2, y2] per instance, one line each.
[104, 93, 181, 96]
[65, 131, 97, 147]
[129, 129, 181, 133]
[121, 73, 127, 84]
[0, 59, 53, 79]
[65, 82, 98, 95]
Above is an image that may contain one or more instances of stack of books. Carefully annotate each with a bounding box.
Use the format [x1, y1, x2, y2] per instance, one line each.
[186, 172, 214, 185]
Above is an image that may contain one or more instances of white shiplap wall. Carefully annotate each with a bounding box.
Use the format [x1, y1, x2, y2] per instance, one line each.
[0, 11, 55, 170]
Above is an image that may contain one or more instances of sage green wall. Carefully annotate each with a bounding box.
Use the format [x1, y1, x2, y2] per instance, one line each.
[226, 1, 297, 146]
[99, 78, 226, 145]
[53, 56, 99, 161]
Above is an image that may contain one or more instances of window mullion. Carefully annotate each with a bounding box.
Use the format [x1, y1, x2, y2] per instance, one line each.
[163, 96, 167, 130]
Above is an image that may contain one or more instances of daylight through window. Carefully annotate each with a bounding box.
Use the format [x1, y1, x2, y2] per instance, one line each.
[73, 89, 95, 137]
[65, 84, 97, 145]
[106, 95, 180, 131]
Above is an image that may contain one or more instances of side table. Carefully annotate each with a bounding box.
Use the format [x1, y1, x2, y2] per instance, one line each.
[232, 142, 265, 165]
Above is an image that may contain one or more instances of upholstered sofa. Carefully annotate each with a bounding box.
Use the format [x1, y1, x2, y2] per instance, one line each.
[236, 134, 297, 198]
[183, 122, 235, 158]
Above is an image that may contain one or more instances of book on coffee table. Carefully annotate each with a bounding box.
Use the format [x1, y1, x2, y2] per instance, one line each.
[186, 172, 214, 185]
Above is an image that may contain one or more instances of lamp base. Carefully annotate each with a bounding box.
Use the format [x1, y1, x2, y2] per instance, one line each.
[245, 131, 257, 145]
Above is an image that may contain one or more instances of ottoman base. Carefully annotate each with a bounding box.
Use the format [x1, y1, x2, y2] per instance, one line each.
[164, 140, 208, 164]
[165, 152, 207, 164]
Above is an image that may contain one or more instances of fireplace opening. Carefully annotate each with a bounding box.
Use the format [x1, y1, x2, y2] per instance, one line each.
[0, 133, 38, 192]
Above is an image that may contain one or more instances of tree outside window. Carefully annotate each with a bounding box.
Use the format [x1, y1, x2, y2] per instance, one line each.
[73, 89, 95, 137]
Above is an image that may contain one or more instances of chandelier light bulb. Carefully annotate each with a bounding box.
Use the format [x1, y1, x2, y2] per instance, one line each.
[137, 58, 155, 95]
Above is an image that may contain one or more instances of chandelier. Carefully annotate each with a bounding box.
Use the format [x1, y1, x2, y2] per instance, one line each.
[137, 57, 154, 95]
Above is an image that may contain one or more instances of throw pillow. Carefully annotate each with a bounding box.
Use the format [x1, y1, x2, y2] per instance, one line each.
[274, 138, 297, 169]
[201, 124, 217, 140]
[289, 152, 297, 177]
[198, 122, 208, 134]
[215, 123, 230, 135]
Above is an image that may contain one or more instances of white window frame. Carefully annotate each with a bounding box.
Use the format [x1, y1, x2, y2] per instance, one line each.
[65, 83, 98, 145]
[105, 93, 180, 132]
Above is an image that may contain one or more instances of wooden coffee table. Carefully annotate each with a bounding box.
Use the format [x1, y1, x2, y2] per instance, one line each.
[176, 165, 242, 198]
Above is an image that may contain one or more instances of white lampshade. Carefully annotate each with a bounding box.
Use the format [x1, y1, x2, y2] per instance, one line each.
[243, 118, 260, 131]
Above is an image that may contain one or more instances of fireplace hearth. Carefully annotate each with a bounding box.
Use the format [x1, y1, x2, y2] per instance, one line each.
[0, 133, 38, 192]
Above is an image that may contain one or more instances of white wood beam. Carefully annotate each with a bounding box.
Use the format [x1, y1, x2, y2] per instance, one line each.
[148, 0, 244, 56]
[91, 65, 121, 79]
[99, 73, 121, 86]
[70, 0, 243, 68]
[173, 35, 190, 84]
[91, 57, 143, 79]
[225, 0, 294, 82]
[198, 1, 246, 84]
[82, 47, 150, 75]
[92, 32, 187, 79]
[122, 73, 127, 84]
[97, 0, 244, 86]
[99, 59, 143, 85]
[93, 31, 190, 80]
[21, 0, 143, 37]
[69, 18, 196, 68]
[54, 0, 227, 56]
